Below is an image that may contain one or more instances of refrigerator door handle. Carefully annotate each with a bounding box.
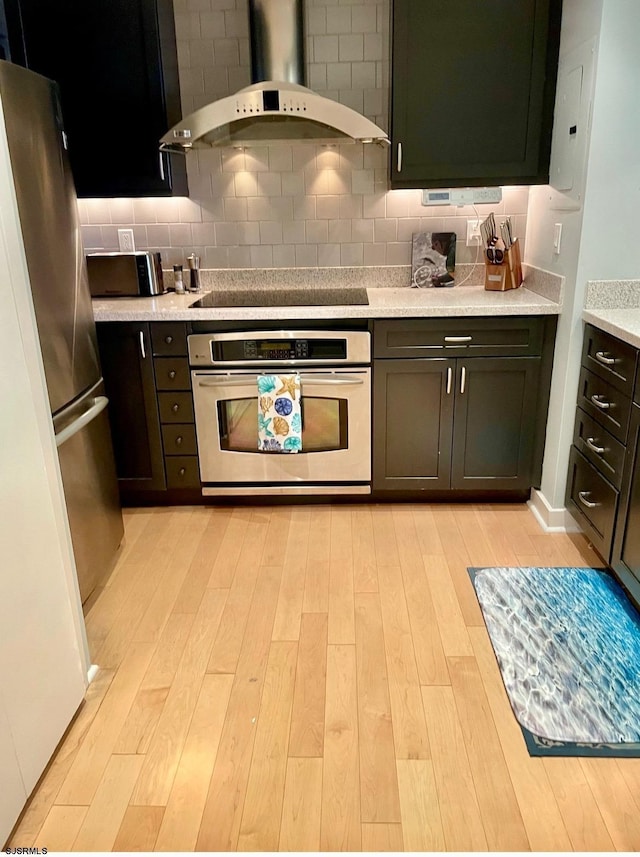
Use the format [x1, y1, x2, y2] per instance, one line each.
[55, 396, 109, 447]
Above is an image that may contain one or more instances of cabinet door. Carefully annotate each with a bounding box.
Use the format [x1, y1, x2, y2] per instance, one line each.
[612, 405, 640, 607]
[451, 357, 540, 490]
[10, 0, 187, 197]
[373, 358, 454, 490]
[96, 323, 166, 493]
[390, 0, 561, 188]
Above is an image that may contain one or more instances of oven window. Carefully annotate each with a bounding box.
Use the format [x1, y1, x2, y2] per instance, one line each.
[218, 396, 348, 453]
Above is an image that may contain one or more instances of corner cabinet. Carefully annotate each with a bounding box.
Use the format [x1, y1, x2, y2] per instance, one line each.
[6, 0, 187, 197]
[389, 0, 562, 189]
[373, 316, 556, 495]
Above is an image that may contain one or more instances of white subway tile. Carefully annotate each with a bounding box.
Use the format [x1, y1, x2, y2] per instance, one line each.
[174, 12, 201, 40]
[100, 226, 120, 249]
[215, 221, 239, 244]
[256, 172, 282, 196]
[341, 243, 364, 265]
[351, 169, 374, 195]
[268, 146, 293, 172]
[305, 170, 330, 194]
[259, 221, 284, 244]
[176, 41, 191, 69]
[210, 0, 235, 9]
[273, 244, 296, 267]
[228, 246, 251, 266]
[364, 242, 386, 265]
[339, 34, 364, 62]
[309, 63, 328, 89]
[213, 37, 240, 65]
[326, 6, 351, 34]
[189, 39, 215, 66]
[316, 146, 341, 170]
[363, 88, 383, 117]
[132, 198, 159, 224]
[234, 172, 259, 196]
[338, 89, 364, 112]
[205, 246, 230, 267]
[221, 149, 246, 171]
[374, 218, 397, 242]
[316, 195, 341, 219]
[244, 147, 270, 171]
[283, 221, 306, 244]
[169, 223, 193, 245]
[397, 217, 421, 241]
[247, 197, 274, 220]
[306, 219, 329, 243]
[307, 7, 327, 34]
[187, 0, 211, 11]
[363, 32, 383, 61]
[81, 225, 102, 249]
[351, 5, 377, 33]
[351, 61, 376, 89]
[329, 219, 352, 242]
[326, 170, 349, 193]
[227, 65, 250, 92]
[200, 199, 225, 221]
[191, 222, 217, 244]
[153, 197, 182, 223]
[386, 242, 411, 265]
[327, 63, 352, 90]
[362, 193, 386, 218]
[502, 185, 530, 215]
[281, 173, 306, 196]
[224, 9, 248, 37]
[269, 197, 295, 220]
[224, 197, 248, 220]
[351, 218, 374, 242]
[178, 198, 203, 223]
[386, 190, 411, 218]
[339, 145, 364, 169]
[238, 221, 261, 244]
[251, 245, 273, 266]
[200, 11, 225, 38]
[109, 198, 135, 224]
[292, 146, 316, 171]
[318, 243, 341, 266]
[314, 35, 339, 63]
[339, 194, 363, 218]
[146, 225, 171, 247]
[238, 38, 251, 68]
[295, 245, 318, 266]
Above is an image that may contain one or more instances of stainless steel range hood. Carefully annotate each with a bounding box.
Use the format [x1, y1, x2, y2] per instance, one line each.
[160, 0, 389, 151]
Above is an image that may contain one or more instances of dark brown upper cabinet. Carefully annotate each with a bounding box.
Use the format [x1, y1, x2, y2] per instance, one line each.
[4, 0, 187, 197]
[390, 0, 562, 189]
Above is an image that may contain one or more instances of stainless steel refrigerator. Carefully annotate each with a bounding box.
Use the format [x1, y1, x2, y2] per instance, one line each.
[0, 60, 123, 604]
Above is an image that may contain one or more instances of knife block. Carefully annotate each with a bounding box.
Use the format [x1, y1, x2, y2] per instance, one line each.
[484, 238, 523, 291]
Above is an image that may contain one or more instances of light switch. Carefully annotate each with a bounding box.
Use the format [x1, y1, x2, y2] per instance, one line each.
[553, 223, 563, 254]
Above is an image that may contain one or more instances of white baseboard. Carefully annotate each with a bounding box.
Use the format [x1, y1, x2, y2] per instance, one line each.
[87, 664, 100, 685]
[528, 489, 582, 533]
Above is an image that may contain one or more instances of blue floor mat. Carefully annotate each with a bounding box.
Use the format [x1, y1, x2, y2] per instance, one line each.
[469, 566, 640, 757]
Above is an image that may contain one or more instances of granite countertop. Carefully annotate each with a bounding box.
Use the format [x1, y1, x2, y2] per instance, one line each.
[582, 308, 640, 350]
[93, 281, 561, 322]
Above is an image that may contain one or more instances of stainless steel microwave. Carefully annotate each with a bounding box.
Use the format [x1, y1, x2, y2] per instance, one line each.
[86, 251, 164, 297]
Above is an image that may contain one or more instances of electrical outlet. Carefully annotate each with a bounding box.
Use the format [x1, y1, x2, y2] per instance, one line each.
[118, 228, 135, 252]
[466, 219, 481, 246]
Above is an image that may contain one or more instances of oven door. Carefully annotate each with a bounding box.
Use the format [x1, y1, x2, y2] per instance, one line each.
[192, 368, 371, 490]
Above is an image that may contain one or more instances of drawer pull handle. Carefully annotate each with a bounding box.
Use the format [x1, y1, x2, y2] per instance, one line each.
[172, 403, 180, 412]
[444, 335, 472, 343]
[590, 394, 611, 410]
[179, 467, 186, 476]
[460, 365, 466, 395]
[586, 437, 605, 455]
[169, 370, 177, 379]
[139, 330, 146, 359]
[595, 350, 616, 366]
[578, 490, 598, 509]
[175, 435, 183, 446]
[446, 366, 452, 395]
[165, 335, 174, 344]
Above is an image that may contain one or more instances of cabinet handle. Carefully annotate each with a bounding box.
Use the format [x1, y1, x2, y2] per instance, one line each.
[590, 394, 611, 410]
[397, 142, 402, 172]
[139, 330, 146, 359]
[169, 370, 177, 379]
[444, 335, 472, 343]
[460, 365, 466, 394]
[175, 435, 183, 446]
[179, 467, 186, 476]
[446, 366, 452, 395]
[165, 335, 174, 344]
[595, 350, 616, 366]
[159, 151, 166, 181]
[172, 403, 180, 413]
[586, 437, 605, 455]
[578, 490, 598, 509]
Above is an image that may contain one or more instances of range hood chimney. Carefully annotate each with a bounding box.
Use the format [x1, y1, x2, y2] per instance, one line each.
[160, 0, 389, 151]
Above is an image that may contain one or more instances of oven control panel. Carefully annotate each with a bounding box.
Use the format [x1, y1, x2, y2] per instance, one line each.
[243, 339, 309, 360]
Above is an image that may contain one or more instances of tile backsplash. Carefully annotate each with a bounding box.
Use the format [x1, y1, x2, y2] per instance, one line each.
[78, 0, 529, 269]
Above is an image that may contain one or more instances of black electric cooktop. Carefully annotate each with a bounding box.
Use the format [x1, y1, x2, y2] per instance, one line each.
[189, 287, 369, 308]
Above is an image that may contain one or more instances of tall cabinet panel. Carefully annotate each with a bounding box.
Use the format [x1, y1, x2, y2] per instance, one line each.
[4, 0, 187, 197]
[390, 0, 562, 188]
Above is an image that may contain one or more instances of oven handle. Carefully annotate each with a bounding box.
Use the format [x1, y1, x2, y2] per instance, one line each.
[196, 374, 366, 388]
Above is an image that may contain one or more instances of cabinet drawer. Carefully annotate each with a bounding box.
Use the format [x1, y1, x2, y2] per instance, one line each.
[374, 317, 543, 358]
[151, 322, 188, 356]
[162, 424, 197, 456]
[154, 357, 191, 391]
[158, 392, 195, 423]
[577, 366, 631, 443]
[582, 324, 637, 396]
[573, 407, 626, 489]
[566, 447, 618, 563]
[165, 456, 201, 489]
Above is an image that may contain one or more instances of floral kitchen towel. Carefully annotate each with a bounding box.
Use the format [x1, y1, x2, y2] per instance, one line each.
[257, 374, 302, 452]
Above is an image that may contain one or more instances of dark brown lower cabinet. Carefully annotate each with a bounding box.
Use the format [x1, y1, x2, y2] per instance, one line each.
[96, 322, 166, 493]
[373, 356, 541, 492]
[612, 404, 640, 606]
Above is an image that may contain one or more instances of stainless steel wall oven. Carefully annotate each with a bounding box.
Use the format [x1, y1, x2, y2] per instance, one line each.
[189, 329, 371, 495]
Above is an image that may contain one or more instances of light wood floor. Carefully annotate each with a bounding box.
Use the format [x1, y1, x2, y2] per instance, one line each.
[10, 502, 640, 851]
